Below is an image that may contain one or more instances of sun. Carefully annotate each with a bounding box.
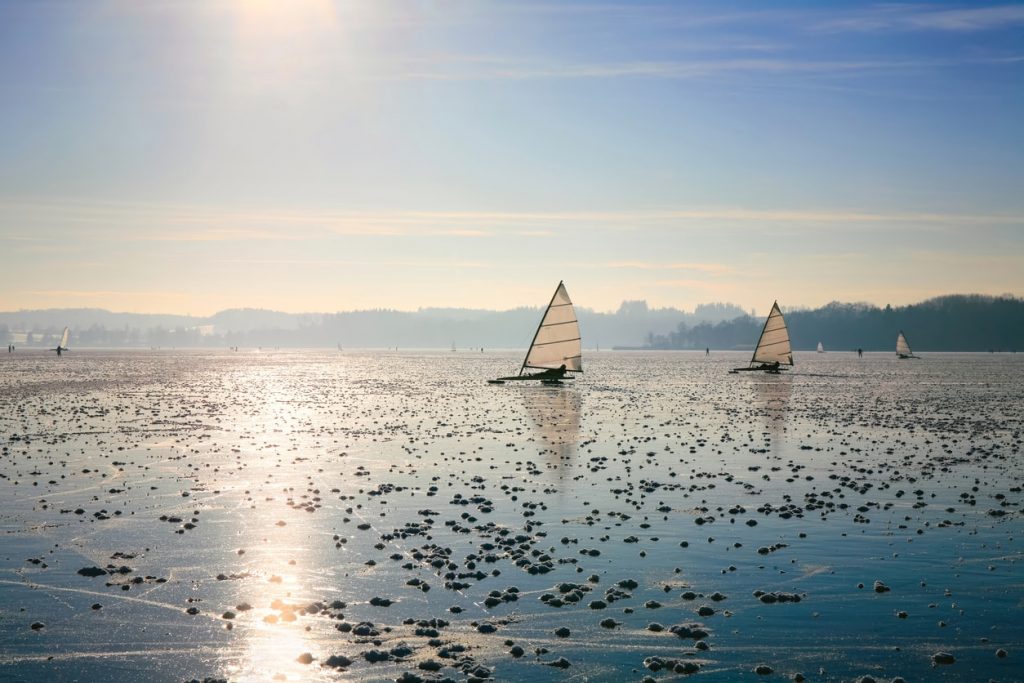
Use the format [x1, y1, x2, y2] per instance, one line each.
[219, 0, 345, 92]
[230, 0, 339, 38]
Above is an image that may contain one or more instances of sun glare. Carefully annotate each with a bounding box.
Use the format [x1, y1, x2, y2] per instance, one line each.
[231, 0, 339, 37]
[221, 0, 360, 91]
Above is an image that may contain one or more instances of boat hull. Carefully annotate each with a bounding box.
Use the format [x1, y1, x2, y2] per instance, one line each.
[730, 366, 789, 374]
[490, 374, 576, 383]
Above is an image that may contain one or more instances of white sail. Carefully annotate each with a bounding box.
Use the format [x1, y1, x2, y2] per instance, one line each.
[522, 281, 582, 374]
[750, 302, 792, 366]
[59, 326, 69, 349]
[817, 341, 824, 353]
[896, 331, 912, 357]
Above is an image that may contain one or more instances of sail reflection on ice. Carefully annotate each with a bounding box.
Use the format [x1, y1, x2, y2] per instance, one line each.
[750, 375, 792, 450]
[521, 386, 582, 488]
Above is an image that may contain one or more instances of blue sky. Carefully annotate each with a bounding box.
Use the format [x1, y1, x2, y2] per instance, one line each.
[1, 1, 1022, 314]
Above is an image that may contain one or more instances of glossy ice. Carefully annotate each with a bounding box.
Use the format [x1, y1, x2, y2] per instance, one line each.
[1, 350, 1021, 681]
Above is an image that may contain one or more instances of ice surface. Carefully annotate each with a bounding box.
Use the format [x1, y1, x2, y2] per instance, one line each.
[1, 349, 1022, 681]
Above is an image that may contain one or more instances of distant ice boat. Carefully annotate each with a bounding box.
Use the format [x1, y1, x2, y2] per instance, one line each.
[731, 302, 792, 374]
[817, 341, 825, 353]
[896, 331, 919, 359]
[54, 326, 69, 357]
[489, 281, 582, 385]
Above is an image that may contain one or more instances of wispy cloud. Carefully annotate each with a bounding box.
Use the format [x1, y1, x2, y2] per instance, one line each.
[909, 249, 1024, 267]
[212, 258, 491, 269]
[124, 228, 307, 242]
[602, 261, 734, 274]
[270, 206, 1024, 228]
[1, 234, 53, 242]
[328, 224, 493, 238]
[3, 198, 1022, 244]
[654, 278, 737, 291]
[21, 289, 186, 299]
[814, 4, 1024, 33]
[380, 54, 1024, 82]
[525, 3, 1024, 35]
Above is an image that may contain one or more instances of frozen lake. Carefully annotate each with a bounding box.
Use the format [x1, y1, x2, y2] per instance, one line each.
[1, 349, 1022, 682]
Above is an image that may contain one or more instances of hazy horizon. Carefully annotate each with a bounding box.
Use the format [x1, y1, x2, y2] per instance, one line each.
[4, 294, 1021, 352]
[0, 290, 1020, 319]
[2, 1, 1023, 315]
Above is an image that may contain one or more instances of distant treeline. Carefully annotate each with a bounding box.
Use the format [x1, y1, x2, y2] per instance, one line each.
[644, 295, 1024, 352]
[2, 295, 1019, 351]
[0, 301, 745, 349]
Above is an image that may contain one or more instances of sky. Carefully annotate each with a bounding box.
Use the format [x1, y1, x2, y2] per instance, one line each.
[1, 0, 1022, 315]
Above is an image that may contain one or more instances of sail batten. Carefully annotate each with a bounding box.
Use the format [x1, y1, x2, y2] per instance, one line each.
[520, 281, 583, 374]
[531, 337, 582, 347]
[750, 302, 792, 366]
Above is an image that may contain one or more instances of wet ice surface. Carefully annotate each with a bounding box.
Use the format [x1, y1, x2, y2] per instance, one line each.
[1, 349, 1022, 683]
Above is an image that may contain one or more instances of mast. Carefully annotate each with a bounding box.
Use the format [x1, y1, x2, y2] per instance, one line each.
[749, 302, 776, 366]
[750, 301, 792, 367]
[519, 281, 583, 376]
[520, 281, 565, 376]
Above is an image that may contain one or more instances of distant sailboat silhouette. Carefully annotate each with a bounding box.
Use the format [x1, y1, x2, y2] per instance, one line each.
[896, 331, 919, 359]
[54, 327, 69, 357]
[489, 281, 582, 384]
[817, 341, 825, 353]
[731, 302, 792, 374]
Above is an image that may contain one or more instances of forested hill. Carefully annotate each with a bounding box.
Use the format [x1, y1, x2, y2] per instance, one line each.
[2, 296, 1020, 350]
[644, 295, 1024, 352]
[0, 301, 744, 349]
